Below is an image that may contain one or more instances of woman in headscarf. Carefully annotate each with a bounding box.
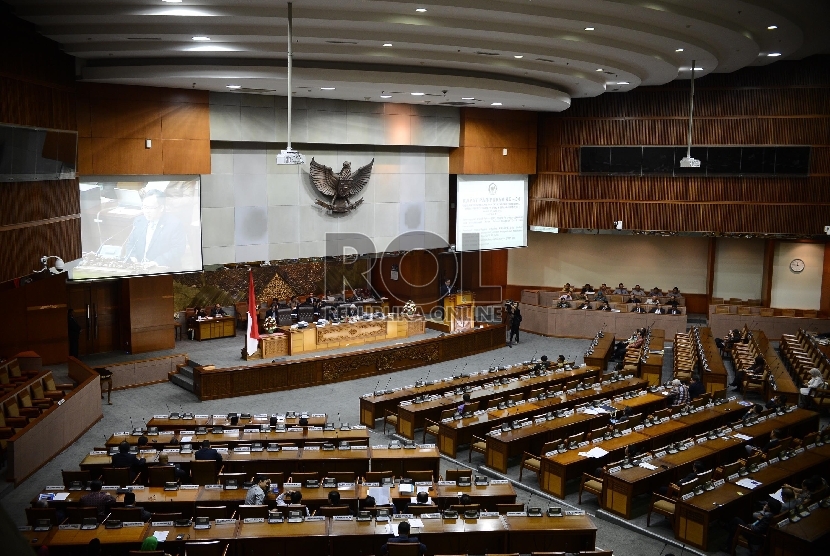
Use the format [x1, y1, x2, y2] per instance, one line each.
[140, 536, 172, 556]
[800, 367, 827, 408]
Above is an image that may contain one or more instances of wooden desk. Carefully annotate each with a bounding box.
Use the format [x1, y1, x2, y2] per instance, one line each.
[437, 378, 648, 458]
[640, 331, 665, 386]
[396, 366, 601, 439]
[194, 316, 236, 341]
[359, 362, 550, 428]
[354, 480, 516, 510]
[145, 413, 328, 431]
[504, 514, 597, 554]
[288, 317, 425, 355]
[369, 445, 440, 478]
[768, 501, 830, 556]
[108, 426, 366, 449]
[237, 518, 329, 556]
[697, 328, 729, 393]
[47, 523, 149, 549]
[584, 334, 615, 370]
[674, 443, 830, 550]
[755, 330, 800, 405]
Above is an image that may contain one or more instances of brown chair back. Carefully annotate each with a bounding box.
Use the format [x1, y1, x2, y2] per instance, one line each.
[65, 506, 97, 524]
[151, 512, 183, 522]
[289, 472, 319, 483]
[237, 505, 268, 519]
[409, 505, 438, 516]
[184, 540, 227, 556]
[26, 507, 58, 526]
[148, 465, 176, 487]
[404, 470, 433, 482]
[386, 544, 421, 556]
[108, 507, 143, 522]
[326, 471, 355, 484]
[195, 506, 229, 520]
[190, 460, 218, 485]
[495, 503, 524, 514]
[317, 505, 351, 517]
[102, 467, 131, 487]
[445, 469, 472, 482]
[364, 471, 392, 483]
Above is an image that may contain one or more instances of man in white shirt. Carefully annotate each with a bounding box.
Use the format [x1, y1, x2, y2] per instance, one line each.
[245, 475, 270, 505]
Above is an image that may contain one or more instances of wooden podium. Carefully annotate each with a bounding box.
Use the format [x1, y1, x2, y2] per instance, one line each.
[443, 291, 475, 332]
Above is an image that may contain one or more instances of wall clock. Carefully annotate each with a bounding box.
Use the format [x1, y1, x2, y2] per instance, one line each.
[790, 258, 805, 273]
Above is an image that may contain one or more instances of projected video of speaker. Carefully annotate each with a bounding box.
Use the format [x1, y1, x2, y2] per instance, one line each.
[71, 178, 202, 279]
[455, 175, 528, 251]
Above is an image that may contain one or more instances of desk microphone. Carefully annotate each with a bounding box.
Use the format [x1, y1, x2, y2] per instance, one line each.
[384, 376, 393, 392]
[373, 379, 381, 395]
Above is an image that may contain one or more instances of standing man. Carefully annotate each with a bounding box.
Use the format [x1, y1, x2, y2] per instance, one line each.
[503, 302, 514, 343]
[508, 306, 522, 346]
[439, 278, 454, 320]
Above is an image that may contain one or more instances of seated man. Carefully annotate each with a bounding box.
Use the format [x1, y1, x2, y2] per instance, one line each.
[724, 499, 781, 552]
[688, 375, 705, 399]
[626, 294, 642, 304]
[741, 403, 764, 424]
[649, 304, 664, 314]
[210, 304, 227, 317]
[650, 286, 662, 296]
[578, 300, 592, 310]
[599, 283, 610, 294]
[599, 300, 612, 311]
[613, 283, 628, 295]
[669, 379, 690, 406]
[156, 452, 188, 482]
[667, 301, 682, 315]
[363, 494, 396, 515]
[245, 475, 271, 505]
[412, 491, 431, 505]
[111, 441, 146, 479]
[580, 283, 593, 294]
[562, 282, 573, 293]
[325, 490, 354, 515]
[381, 521, 426, 555]
[122, 491, 152, 522]
[265, 299, 280, 319]
[631, 285, 646, 297]
[765, 394, 787, 411]
[731, 356, 765, 391]
[457, 393, 472, 414]
[79, 481, 116, 522]
[645, 295, 660, 305]
[668, 287, 681, 298]
[745, 428, 781, 456]
[276, 488, 309, 515]
[659, 460, 705, 495]
[594, 289, 608, 303]
[556, 298, 572, 309]
[194, 440, 223, 463]
[632, 303, 646, 314]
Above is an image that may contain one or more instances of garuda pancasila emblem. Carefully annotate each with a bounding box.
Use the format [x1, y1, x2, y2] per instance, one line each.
[309, 158, 374, 213]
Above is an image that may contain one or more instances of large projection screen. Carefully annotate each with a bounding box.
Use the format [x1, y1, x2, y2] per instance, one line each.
[456, 175, 528, 251]
[72, 177, 202, 279]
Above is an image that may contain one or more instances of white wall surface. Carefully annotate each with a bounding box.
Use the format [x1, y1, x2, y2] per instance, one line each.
[770, 242, 824, 309]
[712, 238, 765, 301]
[507, 232, 710, 293]
[202, 144, 449, 264]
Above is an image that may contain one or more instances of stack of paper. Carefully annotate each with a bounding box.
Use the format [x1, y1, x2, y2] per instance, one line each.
[735, 478, 761, 489]
[577, 447, 609, 459]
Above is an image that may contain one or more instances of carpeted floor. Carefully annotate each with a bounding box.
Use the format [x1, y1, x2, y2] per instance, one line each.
[2, 327, 825, 556]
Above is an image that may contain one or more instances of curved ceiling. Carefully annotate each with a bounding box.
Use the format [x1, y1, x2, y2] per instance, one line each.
[10, 0, 830, 111]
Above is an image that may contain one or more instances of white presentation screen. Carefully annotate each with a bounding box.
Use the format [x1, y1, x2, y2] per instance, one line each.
[456, 175, 528, 251]
[72, 177, 202, 279]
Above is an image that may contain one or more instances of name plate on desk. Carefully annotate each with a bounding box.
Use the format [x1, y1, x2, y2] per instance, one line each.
[180, 430, 195, 435]
[205, 484, 223, 490]
[337, 483, 355, 490]
[794, 447, 804, 455]
[45, 485, 64, 490]
[713, 479, 725, 488]
[415, 481, 431, 487]
[181, 485, 199, 490]
[102, 485, 119, 490]
[115, 432, 130, 436]
[634, 425, 645, 431]
[282, 446, 299, 451]
[283, 483, 301, 487]
[305, 446, 320, 451]
[696, 437, 707, 444]
[305, 516, 325, 522]
[363, 482, 380, 487]
[216, 448, 229, 453]
[223, 430, 238, 434]
[564, 510, 586, 516]
[480, 512, 500, 518]
[152, 521, 174, 526]
[333, 515, 353, 521]
[733, 424, 743, 429]
[438, 481, 456, 486]
[215, 519, 237, 525]
[681, 492, 695, 501]
[728, 473, 740, 482]
[309, 427, 323, 431]
[163, 448, 179, 453]
[287, 428, 302, 432]
[506, 512, 527, 516]
[154, 415, 168, 419]
[352, 425, 367, 430]
[59, 524, 81, 530]
[123, 522, 144, 527]
[243, 518, 265, 523]
[212, 415, 225, 419]
[490, 480, 509, 484]
[244, 428, 260, 433]
[195, 415, 209, 419]
[90, 451, 107, 455]
[778, 518, 790, 528]
[768, 457, 780, 465]
[756, 462, 768, 470]
[653, 451, 666, 458]
[126, 485, 145, 490]
[608, 466, 622, 474]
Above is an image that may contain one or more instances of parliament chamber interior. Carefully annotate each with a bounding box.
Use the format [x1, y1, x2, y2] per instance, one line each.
[1, 1, 830, 555]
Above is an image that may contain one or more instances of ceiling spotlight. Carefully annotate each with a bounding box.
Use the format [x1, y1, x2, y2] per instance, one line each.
[596, 68, 603, 71]
[411, 92, 425, 96]
[383, 43, 392, 47]
[380, 95, 392, 98]
[676, 48, 684, 52]
[491, 102, 502, 106]
[461, 97, 475, 100]
[162, 0, 182, 2]
[767, 52, 781, 57]
[514, 55, 523, 59]
[617, 81, 629, 85]
[320, 87, 335, 90]
[416, 8, 427, 12]
[226, 85, 241, 89]
[584, 27, 595, 31]
[767, 25, 778, 30]
[191, 36, 210, 41]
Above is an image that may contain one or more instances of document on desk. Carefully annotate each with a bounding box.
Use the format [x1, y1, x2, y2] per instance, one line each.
[639, 462, 657, 470]
[368, 486, 391, 506]
[582, 407, 607, 415]
[180, 436, 193, 443]
[53, 493, 71, 501]
[153, 531, 169, 542]
[578, 447, 608, 458]
[735, 478, 762, 489]
[398, 483, 414, 494]
[408, 518, 425, 528]
[733, 433, 752, 441]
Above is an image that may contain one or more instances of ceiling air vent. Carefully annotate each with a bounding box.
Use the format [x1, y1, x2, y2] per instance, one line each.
[475, 51, 500, 56]
[536, 58, 557, 63]
[326, 40, 358, 44]
[127, 37, 161, 40]
[439, 101, 476, 106]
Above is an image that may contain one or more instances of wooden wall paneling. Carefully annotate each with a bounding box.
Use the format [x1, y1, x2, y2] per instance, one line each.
[459, 249, 507, 304]
[0, 273, 68, 364]
[121, 274, 175, 354]
[90, 137, 164, 175]
[160, 101, 210, 139]
[706, 237, 716, 301]
[450, 107, 537, 175]
[762, 240, 775, 307]
[0, 215, 81, 284]
[162, 139, 211, 174]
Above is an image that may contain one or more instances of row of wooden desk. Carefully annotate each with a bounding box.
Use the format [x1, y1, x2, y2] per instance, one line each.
[639, 330, 665, 386]
[81, 446, 441, 478]
[583, 333, 614, 370]
[673, 442, 830, 550]
[106, 427, 369, 449]
[753, 329, 800, 404]
[396, 366, 601, 439]
[20, 513, 597, 556]
[768, 499, 830, 556]
[359, 361, 555, 427]
[539, 398, 750, 498]
[145, 414, 328, 430]
[37, 481, 518, 514]
[485, 390, 669, 473]
[597, 407, 820, 520]
[437, 377, 650, 458]
[696, 328, 729, 393]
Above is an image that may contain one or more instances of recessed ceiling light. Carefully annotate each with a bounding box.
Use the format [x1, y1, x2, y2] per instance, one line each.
[380, 95, 392, 98]
[416, 8, 427, 12]
[767, 52, 781, 57]
[411, 92, 425, 96]
[584, 27, 595, 31]
[617, 81, 630, 85]
[461, 97, 475, 100]
[514, 55, 523, 59]
[596, 68, 603, 71]
[676, 48, 684, 52]
[320, 87, 335, 90]
[767, 25, 778, 30]
[162, 0, 182, 3]
[382, 43, 393, 47]
[226, 85, 241, 89]
[191, 36, 210, 41]
[491, 102, 502, 106]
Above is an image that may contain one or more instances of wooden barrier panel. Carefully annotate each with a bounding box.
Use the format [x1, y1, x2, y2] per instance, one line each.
[7, 357, 102, 485]
[709, 305, 830, 340]
[194, 323, 506, 401]
[100, 353, 187, 390]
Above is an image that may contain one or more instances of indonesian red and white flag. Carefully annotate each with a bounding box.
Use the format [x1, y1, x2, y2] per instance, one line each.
[246, 269, 260, 356]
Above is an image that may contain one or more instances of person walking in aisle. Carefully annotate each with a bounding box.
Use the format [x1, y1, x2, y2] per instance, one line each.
[508, 307, 522, 346]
